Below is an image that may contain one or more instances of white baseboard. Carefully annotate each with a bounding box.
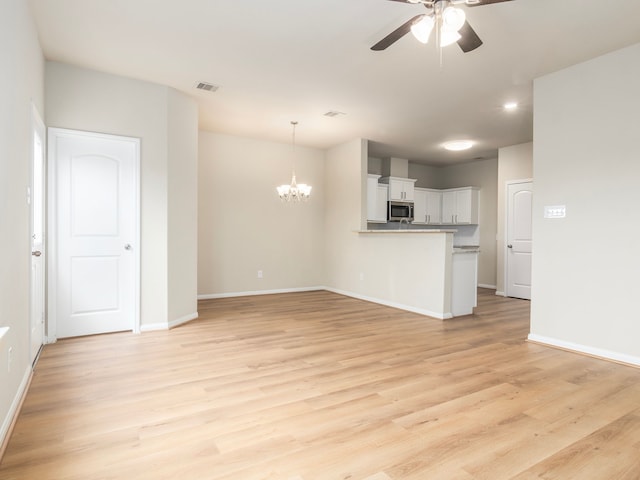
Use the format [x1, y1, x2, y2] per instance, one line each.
[140, 312, 199, 332]
[495, 290, 506, 297]
[169, 312, 198, 329]
[1, 366, 32, 453]
[324, 287, 452, 320]
[478, 284, 497, 290]
[527, 333, 640, 368]
[197, 286, 323, 300]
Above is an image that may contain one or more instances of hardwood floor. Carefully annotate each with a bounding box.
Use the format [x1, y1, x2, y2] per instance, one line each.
[2, 289, 640, 479]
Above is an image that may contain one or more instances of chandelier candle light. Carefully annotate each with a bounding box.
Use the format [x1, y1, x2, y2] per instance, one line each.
[277, 121, 312, 202]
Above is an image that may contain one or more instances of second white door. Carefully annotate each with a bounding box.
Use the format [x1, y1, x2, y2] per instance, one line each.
[506, 181, 533, 300]
[50, 129, 139, 338]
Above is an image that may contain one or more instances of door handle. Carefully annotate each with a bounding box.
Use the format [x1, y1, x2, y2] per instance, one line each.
[32, 250, 42, 257]
[124, 244, 132, 251]
[507, 244, 513, 248]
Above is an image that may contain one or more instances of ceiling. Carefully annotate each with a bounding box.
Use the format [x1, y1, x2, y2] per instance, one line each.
[29, 0, 640, 166]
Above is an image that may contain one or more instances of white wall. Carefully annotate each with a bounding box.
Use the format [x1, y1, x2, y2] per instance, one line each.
[45, 62, 198, 330]
[197, 131, 325, 296]
[408, 162, 443, 188]
[0, 0, 44, 447]
[167, 89, 199, 324]
[439, 158, 498, 288]
[496, 142, 533, 295]
[531, 43, 640, 365]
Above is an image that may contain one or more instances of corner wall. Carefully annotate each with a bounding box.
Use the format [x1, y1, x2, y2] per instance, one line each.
[531, 43, 640, 364]
[167, 90, 198, 325]
[0, 0, 44, 449]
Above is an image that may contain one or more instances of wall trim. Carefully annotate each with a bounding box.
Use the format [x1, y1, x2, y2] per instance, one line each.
[478, 284, 497, 290]
[0, 367, 32, 460]
[527, 333, 640, 368]
[139, 312, 199, 333]
[495, 290, 506, 297]
[198, 286, 323, 300]
[324, 287, 452, 320]
[169, 312, 198, 330]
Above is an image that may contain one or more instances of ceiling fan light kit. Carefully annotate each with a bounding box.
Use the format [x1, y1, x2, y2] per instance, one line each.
[372, 0, 513, 53]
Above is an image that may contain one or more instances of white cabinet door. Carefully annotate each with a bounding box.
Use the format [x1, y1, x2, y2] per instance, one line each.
[414, 188, 441, 224]
[367, 175, 388, 223]
[367, 175, 379, 221]
[402, 180, 415, 201]
[425, 190, 442, 224]
[442, 191, 457, 224]
[376, 185, 388, 222]
[388, 180, 403, 201]
[456, 189, 473, 223]
[384, 177, 416, 201]
[441, 188, 479, 224]
[413, 188, 427, 224]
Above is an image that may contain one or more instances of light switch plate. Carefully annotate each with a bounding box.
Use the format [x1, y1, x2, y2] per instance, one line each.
[544, 205, 566, 218]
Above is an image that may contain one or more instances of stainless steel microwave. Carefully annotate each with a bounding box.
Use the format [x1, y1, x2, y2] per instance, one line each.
[388, 201, 414, 222]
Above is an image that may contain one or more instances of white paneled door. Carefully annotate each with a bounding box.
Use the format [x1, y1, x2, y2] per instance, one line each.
[506, 181, 533, 300]
[49, 129, 139, 338]
[30, 106, 46, 363]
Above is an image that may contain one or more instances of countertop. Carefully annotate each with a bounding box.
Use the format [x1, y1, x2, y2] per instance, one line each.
[357, 229, 457, 234]
[453, 246, 480, 254]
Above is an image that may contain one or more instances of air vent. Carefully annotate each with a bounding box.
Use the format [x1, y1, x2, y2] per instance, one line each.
[195, 82, 219, 93]
[324, 111, 345, 117]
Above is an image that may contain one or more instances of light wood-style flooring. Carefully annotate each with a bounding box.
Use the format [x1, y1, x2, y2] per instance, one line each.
[2, 289, 640, 479]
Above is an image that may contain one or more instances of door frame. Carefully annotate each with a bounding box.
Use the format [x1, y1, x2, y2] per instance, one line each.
[503, 178, 533, 299]
[47, 128, 141, 340]
[30, 104, 46, 358]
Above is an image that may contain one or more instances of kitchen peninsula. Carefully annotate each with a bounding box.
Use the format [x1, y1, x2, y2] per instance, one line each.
[354, 229, 478, 319]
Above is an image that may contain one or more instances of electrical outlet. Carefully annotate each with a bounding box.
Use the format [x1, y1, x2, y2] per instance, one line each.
[257, 270, 263, 279]
[8, 347, 13, 373]
[359, 272, 364, 281]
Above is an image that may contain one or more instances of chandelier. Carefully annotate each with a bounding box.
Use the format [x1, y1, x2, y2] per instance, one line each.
[276, 121, 312, 202]
[410, 1, 467, 47]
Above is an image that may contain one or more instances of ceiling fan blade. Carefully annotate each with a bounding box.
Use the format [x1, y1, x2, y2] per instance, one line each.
[457, 21, 483, 52]
[371, 14, 425, 51]
[465, 0, 513, 6]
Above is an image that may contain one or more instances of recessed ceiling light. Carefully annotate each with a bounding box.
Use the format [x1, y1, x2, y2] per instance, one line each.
[443, 140, 474, 151]
[503, 102, 518, 111]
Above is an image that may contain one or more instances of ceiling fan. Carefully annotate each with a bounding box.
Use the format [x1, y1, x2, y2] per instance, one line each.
[371, 0, 513, 53]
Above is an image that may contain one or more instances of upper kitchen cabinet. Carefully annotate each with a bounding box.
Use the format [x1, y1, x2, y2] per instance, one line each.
[441, 187, 479, 225]
[367, 174, 388, 223]
[413, 188, 442, 225]
[381, 176, 417, 202]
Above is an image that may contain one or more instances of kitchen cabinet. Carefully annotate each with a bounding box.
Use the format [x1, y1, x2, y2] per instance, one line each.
[381, 176, 417, 202]
[451, 249, 479, 316]
[367, 174, 388, 223]
[441, 187, 479, 225]
[413, 188, 442, 225]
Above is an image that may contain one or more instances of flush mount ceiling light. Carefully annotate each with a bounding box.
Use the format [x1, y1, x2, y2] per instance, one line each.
[276, 121, 312, 202]
[443, 140, 474, 151]
[503, 101, 519, 111]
